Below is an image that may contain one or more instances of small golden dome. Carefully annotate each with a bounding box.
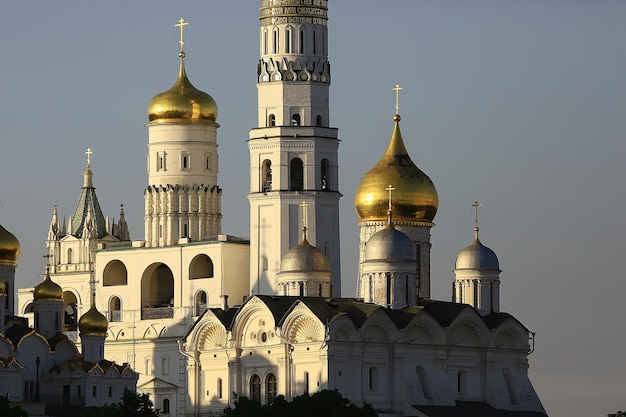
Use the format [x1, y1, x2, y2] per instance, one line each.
[78, 305, 109, 337]
[0, 224, 20, 263]
[355, 115, 438, 223]
[34, 269, 63, 301]
[148, 55, 218, 124]
[0, 281, 6, 296]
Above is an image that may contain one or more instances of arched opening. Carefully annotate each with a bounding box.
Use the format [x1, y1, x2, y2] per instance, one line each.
[266, 373, 277, 404]
[23, 302, 33, 314]
[316, 114, 323, 127]
[195, 291, 208, 316]
[290, 158, 303, 191]
[103, 260, 128, 286]
[63, 291, 78, 332]
[109, 296, 122, 322]
[67, 248, 73, 264]
[263, 29, 268, 55]
[285, 26, 292, 53]
[386, 273, 392, 306]
[273, 29, 279, 54]
[141, 263, 174, 320]
[262, 159, 272, 192]
[163, 398, 170, 414]
[250, 374, 261, 402]
[320, 158, 330, 191]
[291, 114, 301, 126]
[182, 223, 188, 238]
[189, 254, 214, 279]
[268, 114, 276, 127]
[300, 29, 305, 53]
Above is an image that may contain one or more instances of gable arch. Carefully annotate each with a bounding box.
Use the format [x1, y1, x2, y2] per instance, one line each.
[232, 298, 277, 349]
[448, 319, 484, 347]
[328, 315, 359, 342]
[491, 323, 527, 349]
[189, 254, 214, 279]
[361, 323, 390, 343]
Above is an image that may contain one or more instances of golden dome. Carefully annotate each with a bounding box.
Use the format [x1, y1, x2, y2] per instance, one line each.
[355, 115, 438, 223]
[34, 269, 63, 301]
[0, 224, 20, 263]
[0, 281, 5, 295]
[78, 305, 109, 337]
[147, 54, 218, 124]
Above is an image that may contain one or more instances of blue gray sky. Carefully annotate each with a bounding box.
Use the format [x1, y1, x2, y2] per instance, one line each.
[1, 2, 625, 416]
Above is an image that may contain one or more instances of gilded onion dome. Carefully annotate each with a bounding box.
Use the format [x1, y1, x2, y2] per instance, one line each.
[455, 228, 500, 271]
[147, 52, 218, 124]
[78, 305, 109, 337]
[0, 223, 20, 263]
[34, 268, 63, 301]
[355, 114, 438, 223]
[280, 228, 331, 273]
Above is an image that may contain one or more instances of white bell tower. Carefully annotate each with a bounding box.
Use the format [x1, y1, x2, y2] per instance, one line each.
[248, 0, 341, 296]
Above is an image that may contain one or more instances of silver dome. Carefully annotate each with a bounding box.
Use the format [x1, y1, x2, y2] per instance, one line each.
[364, 225, 415, 262]
[455, 237, 500, 270]
[280, 237, 330, 273]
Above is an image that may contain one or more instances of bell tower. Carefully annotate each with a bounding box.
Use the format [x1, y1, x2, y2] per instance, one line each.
[248, 0, 341, 296]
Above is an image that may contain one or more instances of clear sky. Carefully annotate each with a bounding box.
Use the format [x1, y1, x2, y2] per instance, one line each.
[1, 1, 625, 416]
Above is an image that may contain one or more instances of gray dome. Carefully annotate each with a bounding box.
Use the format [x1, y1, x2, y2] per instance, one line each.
[364, 225, 415, 262]
[280, 236, 330, 273]
[455, 238, 500, 270]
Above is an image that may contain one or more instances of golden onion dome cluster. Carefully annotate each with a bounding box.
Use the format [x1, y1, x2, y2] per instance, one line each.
[148, 56, 218, 124]
[78, 304, 109, 337]
[0, 224, 20, 263]
[355, 115, 438, 223]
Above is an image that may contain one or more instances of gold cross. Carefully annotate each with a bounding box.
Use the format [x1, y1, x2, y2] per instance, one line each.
[472, 201, 481, 229]
[85, 147, 93, 167]
[299, 201, 308, 228]
[385, 184, 395, 212]
[392, 84, 403, 115]
[175, 18, 189, 52]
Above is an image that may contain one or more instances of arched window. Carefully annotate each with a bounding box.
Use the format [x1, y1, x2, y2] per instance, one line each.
[67, 248, 73, 264]
[182, 223, 188, 238]
[218, 378, 223, 399]
[63, 291, 78, 331]
[320, 158, 330, 191]
[263, 29, 268, 55]
[195, 291, 207, 316]
[304, 371, 309, 394]
[268, 114, 276, 127]
[386, 272, 392, 306]
[290, 158, 303, 191]
[285, 27, 292, 53]
[103, 260, 128, 286]
[189, 254, 214, 279]
[163, 398, 170, 414]
[316, 115, 323, 127]
[141, 263, 175, 319]
[109, 296, 122, 322]
[250, 374, 261, 402]
[291, 114, 300, 126]
[266, 373, 277, 404]
[273, 29, 279, 54]
[262, 159, 272, 192]
[300, 29, 305, 53]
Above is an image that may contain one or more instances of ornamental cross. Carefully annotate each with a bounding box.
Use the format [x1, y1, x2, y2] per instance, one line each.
[392, 84, 403, 115]
[175, 18, 189, 52]
[299, 201, 308, 228]
[85, 147, 93, 167]
[472, 201, 481, 229]
[385, 184, 395, 212]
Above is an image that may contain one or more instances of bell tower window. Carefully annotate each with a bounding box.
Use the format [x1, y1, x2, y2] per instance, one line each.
[300, 29, 305, 53]
[321, 158, 330, 191]
[290, 158, 303, 191]
[285, 27, 292, 53]
[291, 114, 300, 126]
[316, 115, 323, 127]
[262, 159, 272, 192]
[181, 152, 190, 170]
[268, 114, 276, 127]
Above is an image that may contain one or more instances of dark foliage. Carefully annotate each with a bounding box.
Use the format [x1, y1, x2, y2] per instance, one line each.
[0, 396, 28, 417]
[81, 390, 160, 417]
[222, 389, 377, 417]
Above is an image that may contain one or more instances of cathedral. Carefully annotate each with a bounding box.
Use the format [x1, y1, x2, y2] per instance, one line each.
[13, 1, 547, 416]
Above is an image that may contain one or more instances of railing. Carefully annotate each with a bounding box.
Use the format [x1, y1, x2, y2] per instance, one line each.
[109, 310, 122, 322]
[141, 306, 174, 320]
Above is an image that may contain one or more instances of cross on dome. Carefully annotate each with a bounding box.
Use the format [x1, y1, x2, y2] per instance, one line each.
[392, 84, 403, 115]
[85, 147, 93, 167]
[175, 18, 189, 54]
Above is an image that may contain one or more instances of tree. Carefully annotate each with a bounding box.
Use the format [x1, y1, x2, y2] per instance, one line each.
[0, 396, 28, 417]
[608, 412, 626, 417]
[222, 389, 377, 417]
[82, 390, 160, 417]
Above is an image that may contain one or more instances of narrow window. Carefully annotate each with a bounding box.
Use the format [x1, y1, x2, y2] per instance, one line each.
[67, 248, 73, 264]
[163, 398, 170, 414]
[182, 155, 188, 169]
[406, 275, 409, 306]
[262, 257, 268, 271]
[55, 312, 59, 331]
[273, 30, 279, 54]
[159, 225, 162, 238]
[369, 367, 378, 391]
[299, 282, 304, 297]
[250, 374, 261, 402]
[291, 114, 300, 126]
[218, 378, 223, 399]
[320, 158, 330, 190]
[290, 158, 303, 191]
[503, 369, 519, 404]
[262, 159, 272, 192]
[313, 29, 316, 54]
[162, 357, 169, 375]
[108, 386, 112, 398]
[263, 30, 268, 55]
[266, 373, 277, 404]
[304, 371, 309, 394]
[457, 370, 466, 394]
[316, 115, 323, 127]
[473, 279, 478, 308]
[183, 223, 188, 238]
[285, 27, 291, 53]
[386, 273, 392, 306]
[92, 385, 97, 397]
[268, 114, 276, 127]
[416, 366, 433, 399]
[300, 29, 305, 53]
